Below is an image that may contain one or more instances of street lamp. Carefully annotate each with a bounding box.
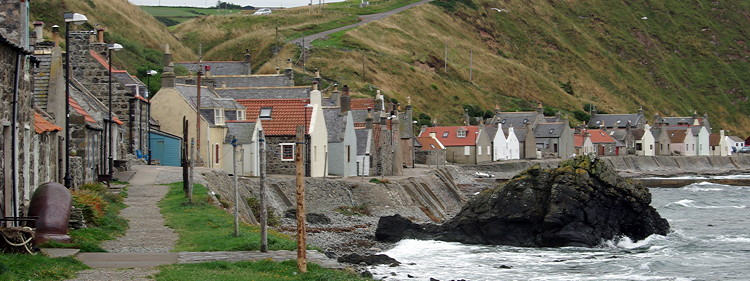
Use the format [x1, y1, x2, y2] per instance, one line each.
[107, 43, 123, 178]
[64, 12, 87, 188]
[146, 70, 157, 164]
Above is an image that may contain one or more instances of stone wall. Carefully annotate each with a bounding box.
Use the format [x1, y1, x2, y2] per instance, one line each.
[264, 135, 298, 175]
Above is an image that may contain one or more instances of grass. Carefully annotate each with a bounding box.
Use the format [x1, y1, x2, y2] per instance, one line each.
[0, 254, 88, 280]
[140, 6, 246, 26]
[154, 259, 370, 281]
[159, 183, 296, 252]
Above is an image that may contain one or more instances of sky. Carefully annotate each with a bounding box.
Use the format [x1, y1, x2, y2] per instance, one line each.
[128, 0, 343, 8]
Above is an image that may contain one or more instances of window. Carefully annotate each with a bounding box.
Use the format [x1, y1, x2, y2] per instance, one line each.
[457, 129, 467, 138]
[260, 107, 272, 119]
[442, 132, 449, 138]
[237, 110, 246, 121]
[464, 146, 470, 155]
[281, 143, 295, 161]
[214, 109, 225, 125]
[636, 143, 642, 150]
[430, 144, 435, 149]
[554, 143, 558, 153]
[478, 145, 482, 155]
[346, 145, 351, 162]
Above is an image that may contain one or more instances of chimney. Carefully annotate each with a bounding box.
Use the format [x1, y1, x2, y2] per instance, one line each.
[310, 81, 322, 106]
[536, 102, 544, 114]
[243, 49, 251, 75]
[285, 58, 294, 80]
[314, 68, 321, 84]
[365, 108, 373, 129]
[33, 21, 44, 43]
[52, 25, 60, 47]
[161, 44, 176, 88]
[463, 108, 470, 125]
[205, 65, 211, 77]
[375, 90, 384, 112]
[97, 27, 105, 43]
[340, 85, 351, 113]
[330, 84, 340, 107]
[221, 81, 227, 88]
[275, 66, 280, 75]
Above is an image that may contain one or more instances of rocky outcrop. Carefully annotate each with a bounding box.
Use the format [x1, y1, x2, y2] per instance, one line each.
[376, 156, 670, 247]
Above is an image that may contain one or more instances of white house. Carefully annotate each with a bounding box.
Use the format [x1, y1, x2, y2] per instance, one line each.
[692, 125, 710, 156]
[490, 126, 509, 161]
[506, 127, 520, 160]
[221, 120, 262, 177]
[635, 124, 655, 156]
[325, 109, 358, 177]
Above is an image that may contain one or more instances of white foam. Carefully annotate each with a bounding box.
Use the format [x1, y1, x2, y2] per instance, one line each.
[664, 199, 745, 209]
[713, 236, 750, 243]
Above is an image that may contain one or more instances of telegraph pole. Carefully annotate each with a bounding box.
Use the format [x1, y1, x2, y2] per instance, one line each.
[259, 130, 268, 252]
[294, 126, 307, 273]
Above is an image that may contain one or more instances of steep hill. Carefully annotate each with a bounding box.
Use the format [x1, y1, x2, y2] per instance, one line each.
[30, 0, 195, 78]
[172, 0, 750, 135]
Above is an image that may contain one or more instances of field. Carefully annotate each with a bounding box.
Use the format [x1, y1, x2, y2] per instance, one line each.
[139, 6, 249, 27]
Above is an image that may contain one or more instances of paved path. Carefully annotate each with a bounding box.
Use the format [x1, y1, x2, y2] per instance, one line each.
[69, 165, 346, 280]
[290, 0, 433, 49]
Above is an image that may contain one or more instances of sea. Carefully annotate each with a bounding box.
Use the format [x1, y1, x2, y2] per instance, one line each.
[370, 180, 750, 281]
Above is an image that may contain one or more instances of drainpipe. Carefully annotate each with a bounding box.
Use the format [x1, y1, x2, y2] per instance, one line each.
[11, 51, 22, 225]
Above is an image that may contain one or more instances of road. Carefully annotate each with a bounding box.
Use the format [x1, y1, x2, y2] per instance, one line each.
[289, 0, 433, 49]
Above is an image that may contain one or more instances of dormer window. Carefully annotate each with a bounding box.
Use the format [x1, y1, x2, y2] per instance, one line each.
[214, 108, 225, 125]
[260, 107, 272, 119]
[237, 110, 246, 121]
[457, 129, 467, 138]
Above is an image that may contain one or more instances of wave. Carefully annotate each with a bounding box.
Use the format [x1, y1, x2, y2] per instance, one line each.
[664, 199, 746, 209]
[602, 235, 666, 250]
[712, 235, 750, 243]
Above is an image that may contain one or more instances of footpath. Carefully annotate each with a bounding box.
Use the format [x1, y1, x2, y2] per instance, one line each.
[66, 165, 343, 281]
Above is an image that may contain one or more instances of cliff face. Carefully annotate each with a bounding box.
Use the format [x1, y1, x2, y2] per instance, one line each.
[376, 156, 670, 247]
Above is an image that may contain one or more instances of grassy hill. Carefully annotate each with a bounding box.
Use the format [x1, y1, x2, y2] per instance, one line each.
[139, 6, 247, 27]
[29, 0, 196, 86]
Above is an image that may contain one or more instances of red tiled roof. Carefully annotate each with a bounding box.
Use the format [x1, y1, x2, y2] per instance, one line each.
[134, 95, 149, 103]
[417, 136, 443, 151]
[351, 98, 374, 110]
[586, 129, 615, 143]
[112, 115, 123, 125]
[89, 50, 126, 73]
[709, 134, 721, 146]
[34, 113, 62, 133]
[668, 130, 687, 143]
[68, 96, 96, 123]
[574, 134, 585, 147]
[419, 126, 480, 146]
[237, 99, 311, 136]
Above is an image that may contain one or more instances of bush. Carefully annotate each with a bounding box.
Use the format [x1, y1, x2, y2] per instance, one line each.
[71, 189, 108, 226]
[246, 197, 280, 226]
[79, 182, 107, 195]
[335, 205, 371, 216]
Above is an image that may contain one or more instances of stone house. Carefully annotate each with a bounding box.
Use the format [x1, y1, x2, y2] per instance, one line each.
[588, 109, 646, 130]
[419, 125, 492, 164]
[573, 131, 595, 156]
[587, 129, 618, 156]
[651, 125, 672, 156]
[415, 133, 446, 166]
[534, 122, 575, 158]
[655, 112, 712, 133]
[667, 128, 696, 156]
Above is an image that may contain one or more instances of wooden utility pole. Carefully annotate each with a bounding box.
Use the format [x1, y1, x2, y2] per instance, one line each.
[182, 117, 189, 195]
[232, 138, 239, 237]
[259, 130, 268, 252]
[294, 126, 307, 273]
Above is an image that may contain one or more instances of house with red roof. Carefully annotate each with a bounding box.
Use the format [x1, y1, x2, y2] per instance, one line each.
[415, 133, 446, 165]
[586, 129, 618, 156]
[573, 131, 594, 156]
[419, 125, 492, 164]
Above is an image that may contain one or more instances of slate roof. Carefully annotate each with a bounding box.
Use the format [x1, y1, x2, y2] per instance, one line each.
[209, 75, 291, 88]
[176, 61, 248, 76]
[492, 111, 543, 128]
[34, 112, 62, 133]
[174, 84, 219, 105]
[534, 122, 566, 138]
[419, 126, 480, 146]
[190, 97, 244, 110]
[512, 128, 528, 142]
[661, 117, 694, 126]
[586, 129, 616, 143]
[729, 136, 744, 143]
[632, 129, 646, 140]
[589, 113, 642, 128]
[324, 108, 346, 143]
[236, 99, 311, 136]
[484, 125, 498, 140]
[224, 122, 256, 144]
[610, 129, 627, 142]
[351, 109, 370, 123]
[355, 128, 371, 155]
[214, 87, 309, 100]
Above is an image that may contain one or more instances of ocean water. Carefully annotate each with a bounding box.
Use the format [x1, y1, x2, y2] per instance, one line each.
[370, 182, 750, 281]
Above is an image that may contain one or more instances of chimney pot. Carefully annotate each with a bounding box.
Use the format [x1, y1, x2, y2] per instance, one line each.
[33, 21, 44, 44]
[97, 27, 105, 43]
[52, 25, 60, 47]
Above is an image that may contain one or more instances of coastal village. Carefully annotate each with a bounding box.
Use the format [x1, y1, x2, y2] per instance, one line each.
[2, 1, 750, 280]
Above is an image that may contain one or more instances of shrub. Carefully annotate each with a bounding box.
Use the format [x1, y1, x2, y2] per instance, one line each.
[79, 182, 107, 195]
[71, 189, 108, 226]
[246, 197, 280, 226]
[335, 205, 371, 216]
[369, 178, 390, 184]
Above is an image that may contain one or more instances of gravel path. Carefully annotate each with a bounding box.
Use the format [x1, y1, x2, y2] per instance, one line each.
[68, 166, 178, 281]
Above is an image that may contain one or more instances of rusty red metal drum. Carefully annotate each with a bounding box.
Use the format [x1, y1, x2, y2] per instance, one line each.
[28, 182, 72, 245]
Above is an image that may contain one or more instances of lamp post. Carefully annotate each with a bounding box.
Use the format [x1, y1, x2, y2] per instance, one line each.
[146, 70, 157, 164]
[107, 43, 123, 178]
[63, 12, 87, 188]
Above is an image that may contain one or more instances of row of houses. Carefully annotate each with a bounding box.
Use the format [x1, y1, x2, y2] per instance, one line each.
[416, 106, 746, 165]
[150, 53, 415, 179]
[1, 4, 151, 223]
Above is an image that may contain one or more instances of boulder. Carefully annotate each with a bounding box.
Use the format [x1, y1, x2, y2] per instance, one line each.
[337, 253, 400, 265]
[376, 156, 670, 247]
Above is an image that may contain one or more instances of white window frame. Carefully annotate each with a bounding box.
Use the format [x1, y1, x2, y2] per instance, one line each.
[464, 146, 471, 155]
[214, 108, 225, 125]
[281, 143, 295, 161]
[237, 110, 246, 121]
[478, 145, 482, 155]
[260, 107, 272, 119]
[457, 129, 467, 138]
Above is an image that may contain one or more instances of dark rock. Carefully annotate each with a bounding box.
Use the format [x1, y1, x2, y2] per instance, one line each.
[361, 270, 373, 278]
[391, 272, 397, 276]
[338, 253, 400, 266]
[389, 263, 399, 267]
[408, 274, 416, 278]
[283, 210, 331, 224]
[499, 265, 512, 269]
[430, 278, 440, 281]
[375, 156, 670, 247]
[324, 251, 337, 259]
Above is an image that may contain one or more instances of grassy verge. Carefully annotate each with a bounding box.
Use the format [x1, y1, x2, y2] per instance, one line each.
[155, 259, 369, 281]
[159, 183, 296, 252]
[0, 254, 88, 280]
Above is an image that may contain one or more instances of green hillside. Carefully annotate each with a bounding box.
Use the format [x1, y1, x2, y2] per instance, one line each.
[139, 6, 247, 27]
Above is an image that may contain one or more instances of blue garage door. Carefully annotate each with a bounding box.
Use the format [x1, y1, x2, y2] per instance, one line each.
[149, 131, 182, 166]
